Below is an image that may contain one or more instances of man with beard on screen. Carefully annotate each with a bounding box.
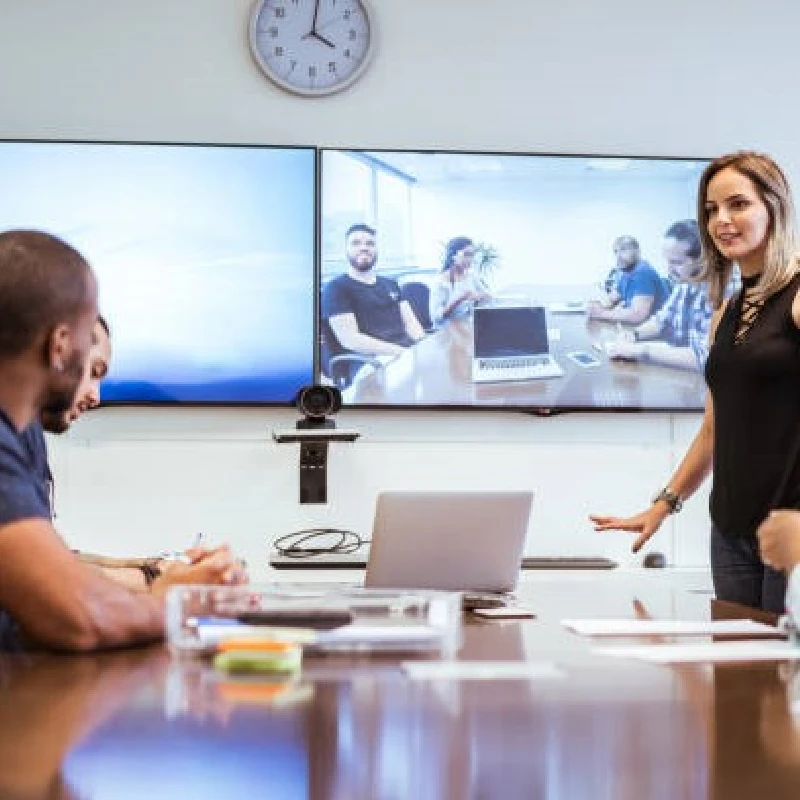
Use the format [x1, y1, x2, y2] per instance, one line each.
[0, 230, 240, 651]
[323, 223, 425, 357]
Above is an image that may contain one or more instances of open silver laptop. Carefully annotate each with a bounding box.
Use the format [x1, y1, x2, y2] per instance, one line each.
[365, 490, 533, 592]
[472, 305, 564, 382]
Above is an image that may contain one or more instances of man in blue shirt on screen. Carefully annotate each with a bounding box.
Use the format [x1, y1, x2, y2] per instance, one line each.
[588, 235, 669, 324]
[322, 223, 425, 358]
[605, 220, 724, 372]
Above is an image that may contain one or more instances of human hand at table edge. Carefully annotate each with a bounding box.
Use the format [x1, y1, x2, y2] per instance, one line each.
[590, 504, 670, 553]
[757, 509, 800, 573]
[151, 544, 248, 594]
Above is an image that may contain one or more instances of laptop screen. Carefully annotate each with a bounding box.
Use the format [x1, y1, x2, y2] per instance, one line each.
[473, 307, 549, 358]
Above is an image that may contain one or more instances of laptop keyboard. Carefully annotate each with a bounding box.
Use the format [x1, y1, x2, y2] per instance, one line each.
[475, 356, 564, 381]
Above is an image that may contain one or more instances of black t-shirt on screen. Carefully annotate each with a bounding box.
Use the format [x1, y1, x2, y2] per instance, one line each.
[322, 274, 411, 348]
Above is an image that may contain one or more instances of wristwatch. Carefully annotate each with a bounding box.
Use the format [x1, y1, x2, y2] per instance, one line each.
[652, 487, 683, 514]
[139, 559, 163, 587]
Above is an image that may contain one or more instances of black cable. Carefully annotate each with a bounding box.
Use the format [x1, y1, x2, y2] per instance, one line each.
[273, 528, 370, 558]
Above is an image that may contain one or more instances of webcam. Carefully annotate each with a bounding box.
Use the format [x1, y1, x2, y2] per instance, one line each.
[272, 385, 359, 505]
[295, 385, 341, 429]
[272, 385, 359, 443]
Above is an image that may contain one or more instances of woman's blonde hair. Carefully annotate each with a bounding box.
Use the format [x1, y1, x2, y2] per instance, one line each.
[696, 151, 800, 308]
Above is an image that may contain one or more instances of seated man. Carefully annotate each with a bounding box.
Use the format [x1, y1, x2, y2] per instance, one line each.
[605, 220, 713, 371]
[588, 235, 668, 324]
[0, 230, 243, 651]
[322, 223, 425, 359]
[757, 510, 800, 620]
[23, 316, 241, 592]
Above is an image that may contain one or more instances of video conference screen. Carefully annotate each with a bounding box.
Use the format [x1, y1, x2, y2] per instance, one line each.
[319, 149, 711, 411]
[0, 140, 316, 403]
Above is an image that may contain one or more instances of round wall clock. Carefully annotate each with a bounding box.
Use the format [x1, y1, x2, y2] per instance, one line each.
[249, 0, 374, 97]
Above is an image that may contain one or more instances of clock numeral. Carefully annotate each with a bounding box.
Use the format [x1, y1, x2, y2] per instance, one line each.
[308, 65, 317, 78]
[274, 46, 284, 57]
[328, 61, 337, 74]
[289, 59, 297, 72]
[274, 7, 285, 18]
[343, 48, 351, 58]
[348, 28, 357, 41]
[343, 8, 351, 19]
[268, 26, 278, 37]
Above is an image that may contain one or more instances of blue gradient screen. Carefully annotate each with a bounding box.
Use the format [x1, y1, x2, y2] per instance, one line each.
[0, 141, 316, 403]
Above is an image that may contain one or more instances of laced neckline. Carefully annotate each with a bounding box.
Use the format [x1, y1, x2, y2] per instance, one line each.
[741, 272, 761, 289]
[734, 273, 764, 345]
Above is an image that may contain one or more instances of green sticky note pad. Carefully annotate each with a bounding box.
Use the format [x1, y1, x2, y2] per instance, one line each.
[214, 649, 302, 675]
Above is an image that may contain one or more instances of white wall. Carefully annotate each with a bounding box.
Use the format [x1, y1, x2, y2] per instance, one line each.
[3, 0, 799, 573]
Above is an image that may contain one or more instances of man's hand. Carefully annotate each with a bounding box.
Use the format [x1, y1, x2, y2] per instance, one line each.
[151, 545, 248, 594]
[758, 510, 800, 573]
[604, 339, 644, 361]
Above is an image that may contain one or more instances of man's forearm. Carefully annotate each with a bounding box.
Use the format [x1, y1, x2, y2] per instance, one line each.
[336, 330, 405, 356]
[641, 342, 697, 371]
[92, 564, 149, 592]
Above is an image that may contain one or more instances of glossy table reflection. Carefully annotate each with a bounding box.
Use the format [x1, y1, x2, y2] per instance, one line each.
[2, 576, 800, 800]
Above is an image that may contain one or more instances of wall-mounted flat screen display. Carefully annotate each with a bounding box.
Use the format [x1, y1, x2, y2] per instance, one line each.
[0, 141, 316, 403]
[320, 148, 712, 411]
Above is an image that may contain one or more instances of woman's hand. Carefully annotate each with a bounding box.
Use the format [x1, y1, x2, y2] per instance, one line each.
[590, 504, 670, 553]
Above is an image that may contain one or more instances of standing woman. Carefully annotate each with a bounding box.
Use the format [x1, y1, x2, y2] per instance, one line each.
[591, 151, 800, 612]
[430, 236, 491, 326]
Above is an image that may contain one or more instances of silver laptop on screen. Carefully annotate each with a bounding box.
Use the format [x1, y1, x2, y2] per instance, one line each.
[472, 305, 564, 382]
[365, 490, 533, 592]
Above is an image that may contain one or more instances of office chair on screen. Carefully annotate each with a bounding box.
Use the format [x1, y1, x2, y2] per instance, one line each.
[399, 280, 435, 333]
[319, 317, 382, 390]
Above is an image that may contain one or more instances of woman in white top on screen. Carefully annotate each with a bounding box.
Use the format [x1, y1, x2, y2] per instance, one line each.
[430, 237, 491, 326]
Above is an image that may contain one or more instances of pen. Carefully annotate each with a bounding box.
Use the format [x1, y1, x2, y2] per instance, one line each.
[159, 533, 205, 565]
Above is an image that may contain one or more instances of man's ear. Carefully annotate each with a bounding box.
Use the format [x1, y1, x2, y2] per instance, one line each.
[44, 323, 71, 373]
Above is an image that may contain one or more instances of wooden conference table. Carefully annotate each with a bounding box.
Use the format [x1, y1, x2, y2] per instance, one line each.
[347, 285, 707, 409]
[1, 574, 799, 799]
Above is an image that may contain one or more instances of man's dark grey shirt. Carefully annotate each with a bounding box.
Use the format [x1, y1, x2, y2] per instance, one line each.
[0, 412, 51, 648]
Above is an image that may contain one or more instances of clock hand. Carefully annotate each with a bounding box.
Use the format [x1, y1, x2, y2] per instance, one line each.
[301, 0, 322, 40]
[300, 30, 336, 49]
[310, 0, 321, 35]
[315, 32, 336, 48]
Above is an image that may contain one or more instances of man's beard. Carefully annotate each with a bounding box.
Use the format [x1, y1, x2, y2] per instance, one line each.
[40, 408, 69, 435]
[40, 350, 85, 435]
[348, 254, 376, 272]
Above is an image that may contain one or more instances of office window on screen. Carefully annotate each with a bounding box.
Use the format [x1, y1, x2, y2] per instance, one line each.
[321, 150, 413, 276]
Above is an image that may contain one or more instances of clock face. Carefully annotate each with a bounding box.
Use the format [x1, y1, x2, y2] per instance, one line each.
[249, 0, 373, 97]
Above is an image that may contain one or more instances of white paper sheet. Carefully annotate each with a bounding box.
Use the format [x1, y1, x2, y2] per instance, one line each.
[402, 661, 564, 681]
[594, 640, 800, 663]
[562, 618, 783, 637]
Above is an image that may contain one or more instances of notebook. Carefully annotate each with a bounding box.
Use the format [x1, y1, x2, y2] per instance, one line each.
[365, 490, 533, 592]
[472, 306, 564, 382]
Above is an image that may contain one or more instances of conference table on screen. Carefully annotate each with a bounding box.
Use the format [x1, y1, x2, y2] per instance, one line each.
[346, 283, 707, 409]
[3, 574, 800, 800]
